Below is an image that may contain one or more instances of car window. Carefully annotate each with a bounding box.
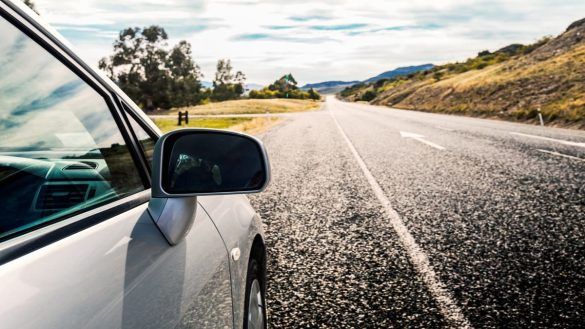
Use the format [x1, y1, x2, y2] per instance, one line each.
[124, 107, 156, 170]
[0, 15, 145, 240]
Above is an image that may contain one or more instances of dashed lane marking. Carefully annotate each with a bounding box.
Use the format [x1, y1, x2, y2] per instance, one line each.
[400, 131, 446, 150]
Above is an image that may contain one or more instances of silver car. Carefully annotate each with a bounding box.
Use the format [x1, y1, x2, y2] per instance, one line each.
[0, 1, 269, 328]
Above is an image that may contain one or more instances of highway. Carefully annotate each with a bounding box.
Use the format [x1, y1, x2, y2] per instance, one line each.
[249, 96, 585, 328]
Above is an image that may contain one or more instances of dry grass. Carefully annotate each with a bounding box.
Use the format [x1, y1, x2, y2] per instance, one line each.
[158, 98, 321, 115]
[152, 116, 281, 135]
[438, 44, 585, 90]
[230, 117, 282, 135]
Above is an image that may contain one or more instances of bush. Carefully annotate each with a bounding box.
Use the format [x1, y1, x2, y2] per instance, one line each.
[374, 79, 389, 88]
[361, 90, 377, 102]
[308, 88, 321, 100]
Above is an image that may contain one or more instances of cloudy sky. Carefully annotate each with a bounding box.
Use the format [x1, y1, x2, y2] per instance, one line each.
[32, 0, 585, 85]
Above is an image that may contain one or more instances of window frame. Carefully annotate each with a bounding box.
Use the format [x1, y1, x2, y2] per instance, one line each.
[0, 1, 154, 260]
[119, 99, 160, 178]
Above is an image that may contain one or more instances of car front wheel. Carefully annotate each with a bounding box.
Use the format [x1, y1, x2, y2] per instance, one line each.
[243, 258, 266, 329]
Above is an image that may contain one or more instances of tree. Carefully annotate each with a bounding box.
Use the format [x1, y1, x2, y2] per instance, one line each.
[139, 26, 170, 110]
[23, 0, 39, 14]
[308, 88, 321, 100]
[99, 26, 204, 110]
[268, 73, 298, 96]
[213, 59, 234, 87]
[211, 59, 246, 101]
[234, 71, 246, 95]
[166, 41, 204, 107]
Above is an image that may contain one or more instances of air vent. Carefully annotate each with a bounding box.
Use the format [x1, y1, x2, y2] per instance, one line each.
[63, 161, 98, 170]
[36, 184, 89, 210]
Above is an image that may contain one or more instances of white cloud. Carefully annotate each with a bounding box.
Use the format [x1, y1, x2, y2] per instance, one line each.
[35, 0, 585, 85]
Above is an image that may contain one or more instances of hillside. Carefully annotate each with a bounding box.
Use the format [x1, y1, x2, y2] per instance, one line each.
[341, 18, 585, 128]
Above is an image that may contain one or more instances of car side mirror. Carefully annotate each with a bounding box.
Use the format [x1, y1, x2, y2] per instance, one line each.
[147, 129, 270, 245]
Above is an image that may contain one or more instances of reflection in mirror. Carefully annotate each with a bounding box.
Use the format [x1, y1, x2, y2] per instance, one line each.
[162, 132, 267, 194]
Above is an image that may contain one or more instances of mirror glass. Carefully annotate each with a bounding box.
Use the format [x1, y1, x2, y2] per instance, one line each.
[162, 132, 267, 194]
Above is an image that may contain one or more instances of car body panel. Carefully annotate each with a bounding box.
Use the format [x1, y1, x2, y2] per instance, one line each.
[199, 195, 265, 328]
[0, 1, 267, 328]
[0, 202, 233, 329]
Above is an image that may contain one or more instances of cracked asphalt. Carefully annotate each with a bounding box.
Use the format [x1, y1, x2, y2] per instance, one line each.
[249, 96, 585, 328]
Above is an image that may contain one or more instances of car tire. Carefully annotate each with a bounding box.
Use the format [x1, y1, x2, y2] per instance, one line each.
[243, 257, 266, 329]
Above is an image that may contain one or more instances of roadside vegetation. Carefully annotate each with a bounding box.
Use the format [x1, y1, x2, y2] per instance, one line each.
[341, 18, 585, 128]
[153, 117, 280, 134]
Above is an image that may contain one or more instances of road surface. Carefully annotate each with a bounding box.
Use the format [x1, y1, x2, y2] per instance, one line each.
[249, 96, 585, 328]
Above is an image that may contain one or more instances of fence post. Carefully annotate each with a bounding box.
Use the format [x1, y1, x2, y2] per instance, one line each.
[185, 111, 189, 125]
[178, 111, 183, 126]
[537, 108, 544, 126]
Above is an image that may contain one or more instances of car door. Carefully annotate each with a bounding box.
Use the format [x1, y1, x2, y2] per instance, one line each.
[0, 3, 233, 329]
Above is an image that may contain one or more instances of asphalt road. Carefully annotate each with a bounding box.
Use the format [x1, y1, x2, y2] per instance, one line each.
[249, 96, 585, 328]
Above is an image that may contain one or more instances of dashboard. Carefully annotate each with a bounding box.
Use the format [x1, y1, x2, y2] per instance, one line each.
[0, 154, 115, 235]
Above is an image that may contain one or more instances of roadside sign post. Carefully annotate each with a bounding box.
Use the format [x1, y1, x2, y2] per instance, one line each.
[178, 111, 189, 126]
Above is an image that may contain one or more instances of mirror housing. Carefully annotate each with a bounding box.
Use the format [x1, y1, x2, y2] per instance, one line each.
[152, 129, 270, 197]
[148, 129, 271, 245]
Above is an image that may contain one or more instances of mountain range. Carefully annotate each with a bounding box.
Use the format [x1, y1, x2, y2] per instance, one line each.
[300, 64, 434, 94]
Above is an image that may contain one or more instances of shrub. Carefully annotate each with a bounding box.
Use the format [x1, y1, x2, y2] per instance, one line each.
[374, 79, 389, 88]
[361, 90, 377, 102]
[308, 88, 321, 100]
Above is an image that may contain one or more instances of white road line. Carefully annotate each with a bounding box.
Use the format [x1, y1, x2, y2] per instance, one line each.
[329, 109, 472, 328]
[400, 131, 446, 150]
[536, 149, 585, 162]
[510, 132, 585, 148]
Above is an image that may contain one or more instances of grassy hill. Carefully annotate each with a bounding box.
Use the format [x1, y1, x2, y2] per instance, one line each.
[340, 18, 585, 128]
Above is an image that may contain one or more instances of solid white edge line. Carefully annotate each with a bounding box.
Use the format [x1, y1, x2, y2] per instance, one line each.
[536, 149, 585, 162]
[329, 107, 472, 328]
